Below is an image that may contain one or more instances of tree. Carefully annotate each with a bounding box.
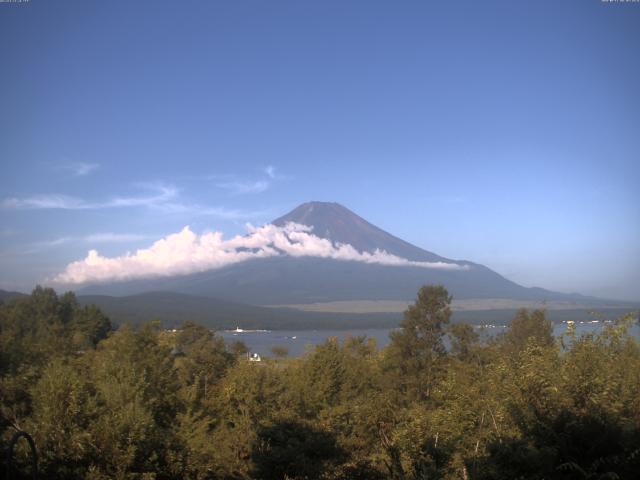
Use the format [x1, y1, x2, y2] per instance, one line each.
[208, 360, 290, 478]
[502, 308, 554, 357]
[448, 322, 479, 362]
[300, 337, 347, 411]
[0, 288, 113, 375]
[229, 339, 249, 357]
[85, 323, 180, 477]
[71, 304, 112, 348]
[386, 285, 452, 401]
[27, 359, 97, 478]
[174, 321, 235, 406]
[252, 420, 345, 480]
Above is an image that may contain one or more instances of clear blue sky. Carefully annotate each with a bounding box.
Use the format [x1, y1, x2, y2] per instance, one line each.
[1, 0, 639, 300]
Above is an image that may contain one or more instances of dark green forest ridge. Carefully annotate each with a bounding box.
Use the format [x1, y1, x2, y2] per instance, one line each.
[1, 286, 640, 479]
[2, 289, 634, 331]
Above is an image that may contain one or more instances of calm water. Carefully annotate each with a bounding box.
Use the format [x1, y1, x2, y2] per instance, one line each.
[220, 321, 640, 357]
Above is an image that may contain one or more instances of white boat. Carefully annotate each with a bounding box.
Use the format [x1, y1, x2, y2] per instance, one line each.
[225, 327, 271, 334]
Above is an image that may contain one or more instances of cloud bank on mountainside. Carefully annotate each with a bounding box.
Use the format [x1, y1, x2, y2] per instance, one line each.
[54, 223, 468, 284]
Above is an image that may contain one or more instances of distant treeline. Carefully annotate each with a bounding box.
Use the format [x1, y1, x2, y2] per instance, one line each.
[1, 288, 634, 331]
[1, 286, 639, 479]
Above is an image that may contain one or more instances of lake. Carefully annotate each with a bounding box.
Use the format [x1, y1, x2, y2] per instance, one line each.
[219, 321, 640, 357]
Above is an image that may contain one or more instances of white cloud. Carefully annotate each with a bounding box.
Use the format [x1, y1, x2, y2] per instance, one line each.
[215, 180, 270, 195]
[1, 184, 177, 210]
[0, 183, 262, 219]
[212, 165, 290, 195]
[33, 237, 73, 249]
[17, 233, 151, 254]
[83, 233, 149, 243]
[263, 165, 291, 181]
[2, 194, 88, 210]
[191, 205, 271, 220]
[54, 222, 469, 285]
[53, 162, 100, 177]
[264, 165, 276, 179]
[106, 183, 178, 208]
[63, 162, 100, 176]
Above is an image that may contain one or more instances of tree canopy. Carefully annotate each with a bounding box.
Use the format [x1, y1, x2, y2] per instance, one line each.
[1, 286, 639, 479]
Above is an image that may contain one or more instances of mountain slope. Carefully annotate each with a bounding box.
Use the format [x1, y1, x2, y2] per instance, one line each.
[77, 202, 599, 305]
[77, 291, 400, 330]
[84, 256, 581, 304]
[74, 291, 635, 330]
[0, 289, 28, 303]
[273, 202, 452, 263]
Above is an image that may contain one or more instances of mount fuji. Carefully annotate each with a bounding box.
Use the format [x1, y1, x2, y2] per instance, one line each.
[77, 201, 595, 306]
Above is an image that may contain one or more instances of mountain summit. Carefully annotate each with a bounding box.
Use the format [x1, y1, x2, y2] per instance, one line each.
[273, 201, 449, 263]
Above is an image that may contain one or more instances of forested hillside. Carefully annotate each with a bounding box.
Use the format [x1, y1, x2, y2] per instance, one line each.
[1, 286, 639, 479]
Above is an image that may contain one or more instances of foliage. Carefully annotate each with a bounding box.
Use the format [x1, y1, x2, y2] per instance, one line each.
[1, 286, 639, 479]
[385, 285, 452, 402]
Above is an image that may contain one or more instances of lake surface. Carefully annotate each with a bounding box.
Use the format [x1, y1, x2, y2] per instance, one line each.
[220, 321, 640, 357]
